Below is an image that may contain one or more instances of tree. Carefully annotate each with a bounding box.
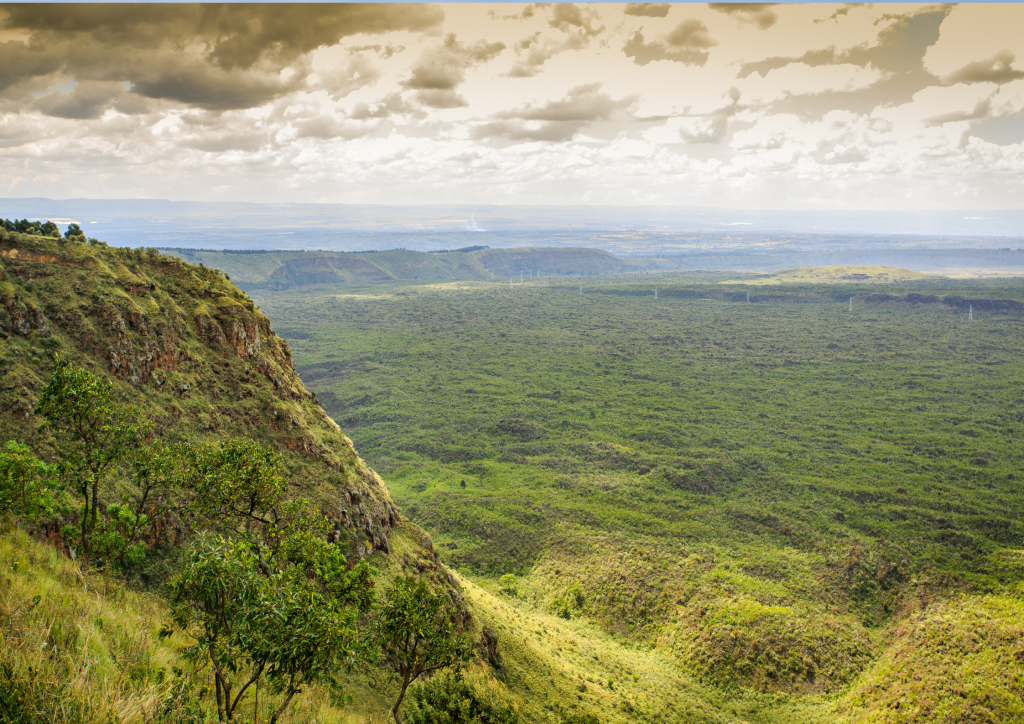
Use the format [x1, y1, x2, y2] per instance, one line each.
[498, 574, 518, 596]
[168, 439, 376, 724]
[35, 356, 150, 562]
[39, 220, 59, 238]
[64, 223, 84, 239]
[171, 532, 375, 724]
[375, 576, 473, 724]
[172, 438, 288, 539]
[170, 536, 264, 723]
[0, 440, 51, 518]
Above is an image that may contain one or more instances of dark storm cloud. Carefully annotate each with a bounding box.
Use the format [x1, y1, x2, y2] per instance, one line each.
[624, 4, 670, 19]
[943, 51, 1024, 86]
[623, 20, 716, 67]
[737, 7, 952, 122]
[0, 3, 444, 112]
[402, 33, 504, 108]
[708, 4, 780, 30]
[0, 41, 63, 94]
[474, 83, 636, 142]
[1, 4, 443, 70]
[131, 64, 304, 112]
[741, 7, 951, 80]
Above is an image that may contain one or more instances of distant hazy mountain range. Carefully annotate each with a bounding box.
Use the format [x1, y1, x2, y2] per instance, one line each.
[167, 247, 1024, 292]
[2, 198, 1023, 254]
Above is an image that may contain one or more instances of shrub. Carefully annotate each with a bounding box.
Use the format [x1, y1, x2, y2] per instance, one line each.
[404, 670, 519, 724]
[498, 574, 517, 596]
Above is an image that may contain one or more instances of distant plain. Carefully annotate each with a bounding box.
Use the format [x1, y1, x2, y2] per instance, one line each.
[250, 268, 1024, 722]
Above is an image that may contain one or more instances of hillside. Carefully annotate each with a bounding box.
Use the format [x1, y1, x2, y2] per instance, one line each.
[0, 229, 470, 721]
[0, 234, 408, 556]
[165, 247, 655, 292]
[2, 228, 780, 724]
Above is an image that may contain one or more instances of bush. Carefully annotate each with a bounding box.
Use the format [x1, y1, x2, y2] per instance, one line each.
[498, 574, 517, 596]
[404, 670, 519, 724]
[0, 441, 52, 518]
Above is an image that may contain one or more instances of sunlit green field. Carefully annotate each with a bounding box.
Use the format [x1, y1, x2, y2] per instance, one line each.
[255, 273, 1024, 720]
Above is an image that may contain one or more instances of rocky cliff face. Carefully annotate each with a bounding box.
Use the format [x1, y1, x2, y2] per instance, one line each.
[0, 233, 400, 553]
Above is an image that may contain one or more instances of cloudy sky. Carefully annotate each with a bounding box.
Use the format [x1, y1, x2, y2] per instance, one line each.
[1, 3, 1023, 209]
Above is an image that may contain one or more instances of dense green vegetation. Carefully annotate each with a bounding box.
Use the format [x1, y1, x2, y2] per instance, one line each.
[3, 219, 1023, 723]
[255, 273, 1024, 720]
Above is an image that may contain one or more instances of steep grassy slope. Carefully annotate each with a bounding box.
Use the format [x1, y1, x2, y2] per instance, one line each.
[0, 525, 417, 724]
[256, 275, 1024, 721]
[2, 231, 771, 724]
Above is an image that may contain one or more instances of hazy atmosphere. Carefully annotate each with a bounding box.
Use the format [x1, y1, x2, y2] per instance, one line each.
[2, 3, 1024, 208]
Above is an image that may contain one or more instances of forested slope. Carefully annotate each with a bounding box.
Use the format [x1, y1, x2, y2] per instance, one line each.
[0, 233, 406, 556]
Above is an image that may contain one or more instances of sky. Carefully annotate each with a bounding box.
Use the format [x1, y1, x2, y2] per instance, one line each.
[1, 3, 1024, 210]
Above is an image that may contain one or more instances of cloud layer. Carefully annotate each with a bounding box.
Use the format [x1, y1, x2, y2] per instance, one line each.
[2, 3, 1023, 209]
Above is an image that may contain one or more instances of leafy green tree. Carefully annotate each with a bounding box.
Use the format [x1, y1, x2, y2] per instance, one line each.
[171, 534, 375, 723]
[0, 440, 51, 518]
[64, 223, 84, 239]
[35, 357, 150, 562]
[170, 537, 262, 723]
[168, 439, 376, 724]
[85, 443, 191, 568]
[172, 438, 288, 538]
[375, 576, 473, 724]
[404, 670, 520, 724]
